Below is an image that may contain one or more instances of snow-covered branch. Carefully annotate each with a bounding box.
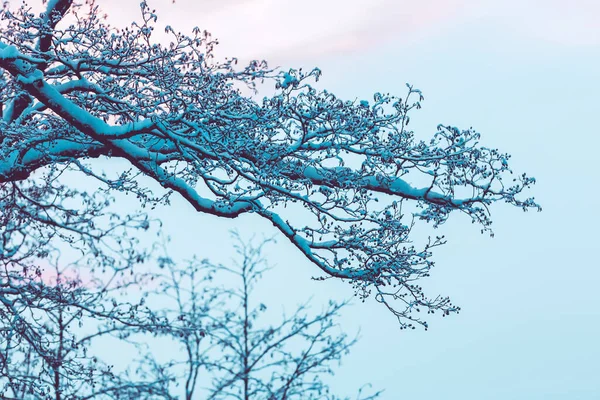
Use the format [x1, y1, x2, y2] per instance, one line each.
[0, 1, 540, 324]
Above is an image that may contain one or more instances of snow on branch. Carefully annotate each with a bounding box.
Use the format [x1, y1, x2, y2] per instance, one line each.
[0, 1, 540, 327]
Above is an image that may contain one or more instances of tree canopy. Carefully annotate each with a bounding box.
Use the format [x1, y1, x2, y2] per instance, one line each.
[0, 0, 539, 328]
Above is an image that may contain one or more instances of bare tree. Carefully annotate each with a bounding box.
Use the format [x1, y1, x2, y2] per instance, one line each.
[0, 232, 382, 399]
[0, 1, 540, 325]
[0, 261, 173, 400]
[146, 233, 381, 400]
[0, 145, 167, 398]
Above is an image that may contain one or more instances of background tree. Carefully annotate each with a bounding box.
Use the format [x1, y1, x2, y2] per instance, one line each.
[143, 233, 381, 400]
[1, 231, 383, 399]
[0, 150, 166, 398]
[0, 260, 172, 400]
[0, 0, 539, 326]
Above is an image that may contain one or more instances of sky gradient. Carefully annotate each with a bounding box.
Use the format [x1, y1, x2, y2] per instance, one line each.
[51, 1, 600, 398]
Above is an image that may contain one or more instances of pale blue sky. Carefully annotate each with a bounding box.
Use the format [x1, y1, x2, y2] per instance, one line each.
[66, 1, 600, 398]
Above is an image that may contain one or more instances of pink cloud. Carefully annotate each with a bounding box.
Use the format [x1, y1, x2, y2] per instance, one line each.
[22, 259, 88, 288]
[39, 269, 84, 287]
[95, 0, 470, 62]
[28, 260, 154, 293]
[16, 0, 600, 64]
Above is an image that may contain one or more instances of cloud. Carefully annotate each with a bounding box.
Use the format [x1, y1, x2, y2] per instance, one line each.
[81, 0, 598, 66]
[13, 0, 600, 63]
[94, 0, 469, 62]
